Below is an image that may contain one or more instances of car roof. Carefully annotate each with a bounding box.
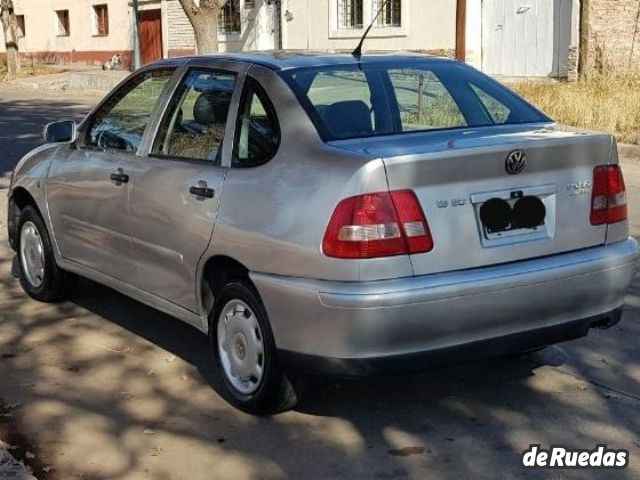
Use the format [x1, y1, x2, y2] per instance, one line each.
[152, 50, 458, 71]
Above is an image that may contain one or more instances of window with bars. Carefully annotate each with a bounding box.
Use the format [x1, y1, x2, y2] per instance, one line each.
[219, 0, 241, 34]
[337, 0, 363, 29]
[93, 5, 109, 36]
[374, 0, 401, 27]
[16, 15, 25, 38]
[55, 9, 70, 36]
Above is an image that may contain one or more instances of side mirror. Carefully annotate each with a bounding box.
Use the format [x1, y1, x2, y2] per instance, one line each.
[43, 121, 76, 143]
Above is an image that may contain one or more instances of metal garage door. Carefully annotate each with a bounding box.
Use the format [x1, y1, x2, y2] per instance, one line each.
[482, 0, 572, 77]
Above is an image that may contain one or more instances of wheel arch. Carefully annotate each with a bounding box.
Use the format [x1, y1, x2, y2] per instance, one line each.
[199, 255, 255, 329]
[8, 186, 44, 251]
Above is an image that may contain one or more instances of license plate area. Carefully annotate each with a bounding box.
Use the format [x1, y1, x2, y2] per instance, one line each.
[471, 184, 556, 248]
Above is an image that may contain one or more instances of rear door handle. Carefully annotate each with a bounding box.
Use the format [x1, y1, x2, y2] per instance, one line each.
[189, 185, 215, 198]
[110, 168, 129, 184]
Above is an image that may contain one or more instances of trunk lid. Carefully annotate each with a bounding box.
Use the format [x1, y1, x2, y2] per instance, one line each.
[330, 123, 613, 276]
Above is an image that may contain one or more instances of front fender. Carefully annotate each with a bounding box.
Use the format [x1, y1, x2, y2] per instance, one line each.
[7, 144, 59, 250]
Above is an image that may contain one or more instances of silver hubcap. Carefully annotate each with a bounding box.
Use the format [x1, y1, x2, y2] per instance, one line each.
[19, 221, 45, 288]
[217, 299, 265, 395]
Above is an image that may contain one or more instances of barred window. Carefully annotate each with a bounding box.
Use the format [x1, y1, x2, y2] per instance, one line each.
[337, 0, 363, 29]
[374, 0, 401, 27]
[219, 0, 241, 34]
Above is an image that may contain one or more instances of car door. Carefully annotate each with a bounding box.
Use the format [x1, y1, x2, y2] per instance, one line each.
[127, 62, 247, 312]
[47, 68, 176, 281]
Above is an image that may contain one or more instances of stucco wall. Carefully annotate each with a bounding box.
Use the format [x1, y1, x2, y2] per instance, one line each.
[0, 0, 133, 63]
[281, 0, 456, 54]
[582, 0, 640, 74]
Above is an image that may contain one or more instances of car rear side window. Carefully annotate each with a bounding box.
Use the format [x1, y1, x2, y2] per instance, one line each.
[232, 78, 280, 167]
[85, 69, 174, 152]
[281, 61, 550, 141]
[152, 69, 237, 163]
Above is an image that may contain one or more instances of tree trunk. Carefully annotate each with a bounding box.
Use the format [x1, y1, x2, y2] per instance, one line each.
[0, 0, 20, 75]
[177, 0, 226, 54]
[192, 10, 220, 54]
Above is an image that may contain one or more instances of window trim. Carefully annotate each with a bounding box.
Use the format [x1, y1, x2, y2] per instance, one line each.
[79, 67, 177, 155]
[149, 67, 240, 166]
[231, 76, 281, 168]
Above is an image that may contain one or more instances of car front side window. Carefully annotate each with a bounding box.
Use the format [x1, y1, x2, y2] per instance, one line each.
[85, 69, 175, 152]
[152, 69, 237, 163]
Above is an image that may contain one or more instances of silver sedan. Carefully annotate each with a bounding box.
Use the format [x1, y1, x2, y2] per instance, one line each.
[7, 52, 639, 414]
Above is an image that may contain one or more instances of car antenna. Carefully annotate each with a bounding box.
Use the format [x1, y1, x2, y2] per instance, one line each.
[352, 0, 389, 58]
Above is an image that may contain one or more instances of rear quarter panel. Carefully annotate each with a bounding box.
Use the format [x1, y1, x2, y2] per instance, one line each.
[206, 66, 413, 282]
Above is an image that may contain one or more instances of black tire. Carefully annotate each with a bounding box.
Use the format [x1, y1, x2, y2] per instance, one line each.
[209, 280, 298, 415]
[17, 205, 77, 302]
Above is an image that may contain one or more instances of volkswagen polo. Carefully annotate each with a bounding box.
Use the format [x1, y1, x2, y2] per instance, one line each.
[7, 52, 639, 414]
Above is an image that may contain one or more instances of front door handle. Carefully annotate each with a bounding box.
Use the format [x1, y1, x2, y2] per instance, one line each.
[189, 183, 214, 198]
[110, 168, 129, 184]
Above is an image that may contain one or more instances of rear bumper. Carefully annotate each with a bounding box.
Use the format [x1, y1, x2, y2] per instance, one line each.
[251, 238, 639, 376]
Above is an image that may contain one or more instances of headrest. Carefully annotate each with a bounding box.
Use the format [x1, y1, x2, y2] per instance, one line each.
[324, 100, 373, 138]
[193, 90, 231, 126]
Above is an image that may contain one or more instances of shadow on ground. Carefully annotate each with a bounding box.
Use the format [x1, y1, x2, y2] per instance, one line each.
[1, 246, 639, 479]
[0, 95, 93, 175]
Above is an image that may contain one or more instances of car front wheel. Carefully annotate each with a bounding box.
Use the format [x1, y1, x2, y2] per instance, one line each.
[210, 280, 298, 415]
[17, 205, 76, 302]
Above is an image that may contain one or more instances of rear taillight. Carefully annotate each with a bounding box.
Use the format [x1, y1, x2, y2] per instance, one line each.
[590, 165, 627, 226]
[323, 190, 433, 259]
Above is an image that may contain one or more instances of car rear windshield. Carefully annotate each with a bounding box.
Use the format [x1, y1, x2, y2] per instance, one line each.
[280, 61, 551, 141]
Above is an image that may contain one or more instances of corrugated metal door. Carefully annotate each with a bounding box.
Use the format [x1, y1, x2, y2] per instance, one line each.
[139, 9, 163, 65]
[482, 0, 572, 77]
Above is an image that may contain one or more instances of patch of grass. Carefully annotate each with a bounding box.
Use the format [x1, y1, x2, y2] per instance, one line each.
[510, 74, 640, 145]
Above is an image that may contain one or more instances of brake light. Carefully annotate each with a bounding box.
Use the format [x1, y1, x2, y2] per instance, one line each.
[323, 190, 433, 258]
[590, 165, 627, 226]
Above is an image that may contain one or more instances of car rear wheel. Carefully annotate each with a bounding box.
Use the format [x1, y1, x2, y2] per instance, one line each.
[17, 205, 77, 302]
[210, 280, 298, 415]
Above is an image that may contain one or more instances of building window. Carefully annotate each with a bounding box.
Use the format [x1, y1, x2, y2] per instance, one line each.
[219, 0, 241, 34]
[374, 0, 401, 27]
[55, 9, 70, 36]
[338, 0, 363, 29]
[245, 0, 255, 8]
[93, 5, 109, 36]
[16, 15, 25, 38]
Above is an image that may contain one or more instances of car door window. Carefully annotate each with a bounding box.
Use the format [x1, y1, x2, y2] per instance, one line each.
[152, 69, 237, 163]
[86, 69, 174, 152]
[233, 78, 280, 167]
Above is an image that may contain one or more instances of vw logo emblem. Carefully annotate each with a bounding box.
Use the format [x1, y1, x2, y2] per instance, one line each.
[505, 150, 526, 175]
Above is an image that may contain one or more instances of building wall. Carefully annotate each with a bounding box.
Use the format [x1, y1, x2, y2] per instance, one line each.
[0, 0, 133, 65]
[281, 0, 456, 55]
[582, 0, 640, 74]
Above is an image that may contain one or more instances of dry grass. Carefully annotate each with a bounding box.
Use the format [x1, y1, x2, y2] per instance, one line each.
[0, 62, 65, 82]
[510, 74, 640, 145]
